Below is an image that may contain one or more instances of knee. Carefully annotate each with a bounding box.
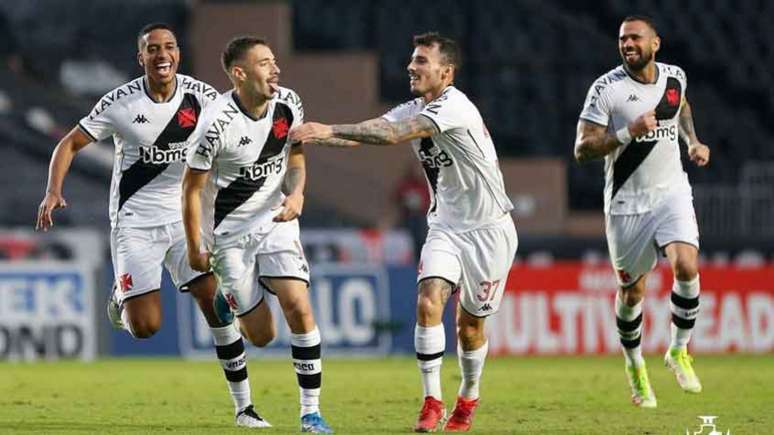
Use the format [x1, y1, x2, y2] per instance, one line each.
[245, 327, 275, 347]
[620, 287, 644, 306]
[284, 303, 314, 329]
[129, 317, 161, 339]
[673, 259, 698, 282]
[457, 322, 484, 346]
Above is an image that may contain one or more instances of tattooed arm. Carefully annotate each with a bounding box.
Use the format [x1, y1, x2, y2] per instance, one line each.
[289, 116, 439, 147]
[275, 144, 306, 222]
[679, 97, 710, 166]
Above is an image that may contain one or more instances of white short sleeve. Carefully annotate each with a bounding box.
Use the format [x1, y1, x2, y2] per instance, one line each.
[579, 80, 612, 127]
[382, 99, 421, 122]
[418, 89, 471, 133]
[78, 93, 117, 141]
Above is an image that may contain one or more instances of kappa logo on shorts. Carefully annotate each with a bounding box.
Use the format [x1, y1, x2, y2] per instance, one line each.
[225, 293, 239, 310]
[118, 273, 133, 292]
[480, 303, 493, 312]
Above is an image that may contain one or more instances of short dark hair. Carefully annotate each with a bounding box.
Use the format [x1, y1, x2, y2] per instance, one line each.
[222, 36, 270, 73]
[622, 15, 658, 35]
[137, 23, 175, 49]
[413, 32, 462, 70]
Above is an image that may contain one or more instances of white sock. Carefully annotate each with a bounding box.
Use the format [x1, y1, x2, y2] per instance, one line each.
[211, 324, 252, 413]
[615, 292, 644, 367]
[458, 341, 488, 400]
[291, 327, 322, 417]
[670, 275, 700, 350]
[415, 324, 445, 400]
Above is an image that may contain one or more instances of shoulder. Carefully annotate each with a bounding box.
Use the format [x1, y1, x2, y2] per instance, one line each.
[587, 66, 628, 96]
[177, 74, 219, 102]
[86, 76, 145, 119]
[387, 98, 423, 114]
[274, 86, 302, 108]
[657, 62, 687, 82]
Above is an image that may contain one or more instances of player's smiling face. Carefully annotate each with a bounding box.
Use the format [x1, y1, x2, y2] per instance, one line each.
[138, 29, 179, 86]
[407, 44, 453, 99]
[618, 20, 659, 71]
[237, 44, 280, 101]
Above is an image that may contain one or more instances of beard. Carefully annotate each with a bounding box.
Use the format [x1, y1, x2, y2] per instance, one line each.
[621, 49, 653, 71]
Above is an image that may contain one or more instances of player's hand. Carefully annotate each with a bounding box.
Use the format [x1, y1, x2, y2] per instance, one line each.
[35, 192, 67, 231]
[289, 122, 333, 144]
[688, 143, 710, 167]
[627, 109, 657, 139]
[188, 250, 210, 272]
[273, 192, 304, 222]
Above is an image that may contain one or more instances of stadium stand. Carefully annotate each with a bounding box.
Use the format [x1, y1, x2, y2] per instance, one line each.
[0, 0, 771, 238]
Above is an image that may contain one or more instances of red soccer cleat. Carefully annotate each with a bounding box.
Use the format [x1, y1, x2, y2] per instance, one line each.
[413, 396, 446, 432]
[443, 396, 480, 432]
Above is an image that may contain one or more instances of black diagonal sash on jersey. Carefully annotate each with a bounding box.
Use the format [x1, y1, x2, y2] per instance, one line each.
[419, 137, 440, 213]
[213, 103, 293, 228]
[118, 93, 202, 210]
[612, 77, 683, 198]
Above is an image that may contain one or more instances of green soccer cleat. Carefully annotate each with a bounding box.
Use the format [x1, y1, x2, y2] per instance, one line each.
[625, 363, 657, 408]
[664, 347, 703, 393]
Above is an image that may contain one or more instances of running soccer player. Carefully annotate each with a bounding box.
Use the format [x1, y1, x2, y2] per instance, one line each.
[290, 32, 517, 433]
[182, 36, 333, 433]
[574, 15, 710, 408]
[35, 23, 271, 427]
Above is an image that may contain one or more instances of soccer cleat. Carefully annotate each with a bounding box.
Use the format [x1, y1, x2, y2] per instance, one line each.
[625, 363, 657, 408]
[413, 396, 446, 432]
[443, 396, 479, 432]
[235, 405, 272, 428]
[664, 347, 702, 393]
[301, 411, 334, 433]
[213, 290, 235, 325]
[106, 283, 123, 330]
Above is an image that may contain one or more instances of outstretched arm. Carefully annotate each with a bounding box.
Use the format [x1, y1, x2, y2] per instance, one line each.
[679, 97, 710, 166]
[182, 167, 210, 272]
[275, 145, 306, 222]
[290, 115, 439, 146]
[36, 127, 93, 231]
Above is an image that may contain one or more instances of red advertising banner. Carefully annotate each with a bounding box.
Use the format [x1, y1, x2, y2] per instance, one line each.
[488, 263, 774, 355]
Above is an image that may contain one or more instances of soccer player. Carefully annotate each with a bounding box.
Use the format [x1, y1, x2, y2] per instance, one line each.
[574, 16, 710, 408]
[182, 36, 333, 434]
[35, 24, 271, 427]
[290, 32, 517, 433]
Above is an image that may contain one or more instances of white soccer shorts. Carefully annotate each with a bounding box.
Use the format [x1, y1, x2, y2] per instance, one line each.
[606, 188, 700, 287]
[417, 214, 518, 317]
[211, 220, 310, 317]
[110, 221, 205, 304]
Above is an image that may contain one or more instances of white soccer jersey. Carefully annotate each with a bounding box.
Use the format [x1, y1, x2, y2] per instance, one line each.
[382, 86, 513, 232]
[79, 74, 219, 228]
[187, 87, 303, 247]
[579, 62, 690, 215]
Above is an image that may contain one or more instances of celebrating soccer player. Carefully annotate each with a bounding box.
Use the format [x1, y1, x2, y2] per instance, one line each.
[574, 16, 710, 408]
[182, 36, 333, 433]
[35, 23, 270, 428]
[290, 32, 517, 433]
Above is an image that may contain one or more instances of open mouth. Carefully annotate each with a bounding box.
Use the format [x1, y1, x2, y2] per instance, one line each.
[267, 77, 279, 93]
[155, 62, 172, 75]
[409, 73, 419, 85]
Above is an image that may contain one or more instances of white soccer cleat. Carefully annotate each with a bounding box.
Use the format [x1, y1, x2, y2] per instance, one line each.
[625, 363, 657, 408]
[664, 347, 702, 393]
[236, 405, 272, 428]
[106, 283, 123, 330]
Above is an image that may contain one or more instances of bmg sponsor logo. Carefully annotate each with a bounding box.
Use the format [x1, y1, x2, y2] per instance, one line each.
[635, 124, 677, 143]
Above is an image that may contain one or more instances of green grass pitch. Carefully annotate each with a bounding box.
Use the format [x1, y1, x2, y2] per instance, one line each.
[0, 355, 771, 433]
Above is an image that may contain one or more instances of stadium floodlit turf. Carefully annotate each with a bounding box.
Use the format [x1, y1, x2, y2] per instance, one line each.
[0, 355, 770, 433]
